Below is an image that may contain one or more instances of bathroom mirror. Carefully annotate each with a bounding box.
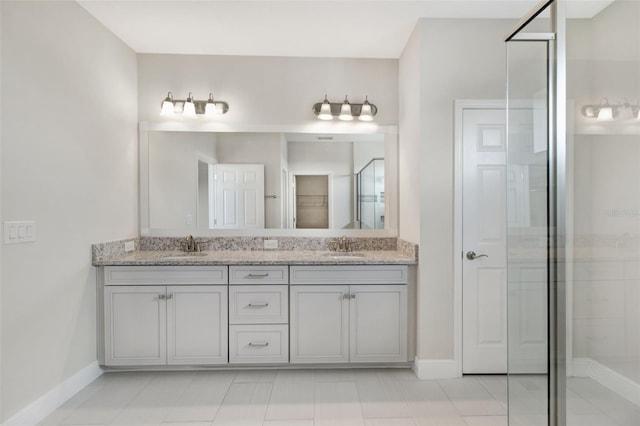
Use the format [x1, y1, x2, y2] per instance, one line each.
[139, 122, 398, 237]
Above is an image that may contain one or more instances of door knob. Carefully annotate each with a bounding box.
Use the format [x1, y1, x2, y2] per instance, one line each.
[466, 251, 488, 260]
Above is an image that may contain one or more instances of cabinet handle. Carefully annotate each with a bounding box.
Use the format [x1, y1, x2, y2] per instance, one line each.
[167, 293, 173, 299]
[249, 342, 269, 347]
[158, 294, 166, 300]
[247, 273, 270, 278]
[343, 294, 350, 299]
[350, 294, 356, 299]
[248, 303, 269, 308]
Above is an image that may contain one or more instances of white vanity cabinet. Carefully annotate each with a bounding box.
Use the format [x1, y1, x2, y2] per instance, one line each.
[289, 265, 408, 364]
[228, 266, 289, 364]
[102, 266, 228, 366]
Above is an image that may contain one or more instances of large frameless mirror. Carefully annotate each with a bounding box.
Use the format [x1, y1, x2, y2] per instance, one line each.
[139, 124, 398, 237]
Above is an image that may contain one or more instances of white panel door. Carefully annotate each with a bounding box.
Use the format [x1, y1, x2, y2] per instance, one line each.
[214, 164, 264, 229]
[462, 109, 508, 374]
[290, 285, 349, 363]
[105, 286, 166, 366]
[349, 285, 407, 363]
[166, 285, 228, 365]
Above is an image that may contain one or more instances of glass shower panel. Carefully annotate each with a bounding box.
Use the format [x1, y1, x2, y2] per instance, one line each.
[506, 21, 552, 426]
[357, 159, 384, 229]
[566, 1, 640, 425]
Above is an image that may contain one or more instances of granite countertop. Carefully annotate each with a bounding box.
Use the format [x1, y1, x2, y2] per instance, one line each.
[93, 250, 417, 266]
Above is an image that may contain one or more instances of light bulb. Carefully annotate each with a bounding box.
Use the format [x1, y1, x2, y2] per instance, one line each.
[160, 92, 175, 116]
[338, 96, 353, 121]
[358, 96, 374, 122]
[205, 93, 218, 118]
[183, 92, 196, 118]
[318, 95, 333, 120]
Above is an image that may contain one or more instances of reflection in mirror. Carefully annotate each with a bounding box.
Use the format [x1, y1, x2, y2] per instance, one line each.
[146, 131, 387, 232]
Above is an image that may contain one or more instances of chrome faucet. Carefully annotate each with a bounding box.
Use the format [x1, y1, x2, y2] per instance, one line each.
[182, 235, 201, 253]
[329, 235, 351, 252]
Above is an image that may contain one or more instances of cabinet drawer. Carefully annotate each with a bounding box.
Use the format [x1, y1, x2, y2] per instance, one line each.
[229, 285, 288, 324]
[290, 265, 408, 285]
[104, 266, 228, 285]
[229, 266, 288, 284]
[229, 324, 288, 364]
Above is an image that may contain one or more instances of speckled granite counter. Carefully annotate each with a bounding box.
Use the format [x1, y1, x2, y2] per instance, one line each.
[93, 249, 417, 266]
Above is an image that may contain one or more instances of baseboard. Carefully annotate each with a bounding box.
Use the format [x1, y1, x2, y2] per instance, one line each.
[572, 357, 640, 407]
[412, 358, 459, 380]
[4, 361, 103, 426]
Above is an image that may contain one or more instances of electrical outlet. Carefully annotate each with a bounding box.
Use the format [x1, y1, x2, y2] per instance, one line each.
[264, 239, 278, 249]
[124, 240, 136, 252]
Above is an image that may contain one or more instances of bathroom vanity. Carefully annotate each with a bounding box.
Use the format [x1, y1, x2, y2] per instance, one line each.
[94, 249, 415, 369]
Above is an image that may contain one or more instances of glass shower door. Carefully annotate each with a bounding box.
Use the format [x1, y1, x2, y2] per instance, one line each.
[506, 2, 563, 425]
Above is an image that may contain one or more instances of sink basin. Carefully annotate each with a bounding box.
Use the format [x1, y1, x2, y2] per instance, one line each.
[323, 252, 366, 259]
[159, 252, 208, 260]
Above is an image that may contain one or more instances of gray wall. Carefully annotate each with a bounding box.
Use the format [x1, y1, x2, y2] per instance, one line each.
[1, 1, 138, 421]
[137, 55, 398, 126]
[399, 18, 514, 360]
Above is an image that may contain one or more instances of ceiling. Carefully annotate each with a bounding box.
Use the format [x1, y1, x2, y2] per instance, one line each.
[78, 0, 614, 58]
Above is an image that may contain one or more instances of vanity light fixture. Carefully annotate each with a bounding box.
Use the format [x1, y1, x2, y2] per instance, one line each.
[581, 97, 640, 121]
[339, 96, 354, 121]
[160, 92, 175, 116]
[312, 95, 378, 121]
[359, 96, 374, 122]
[318, 95, 333, 120]
[160, 91, 229, 118]
[183, 92, 197, 118]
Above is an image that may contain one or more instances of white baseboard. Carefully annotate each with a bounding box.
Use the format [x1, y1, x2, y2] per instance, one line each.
[572, 357, 640, 407]
[413, 358, 459, 380]
[4, 361, 103, 426]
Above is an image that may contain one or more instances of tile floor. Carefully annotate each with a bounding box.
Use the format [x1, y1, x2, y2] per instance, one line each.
[39, 369, 639, 426]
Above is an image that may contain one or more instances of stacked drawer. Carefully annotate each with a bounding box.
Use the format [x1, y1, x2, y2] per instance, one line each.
[228, 265, 289, 364]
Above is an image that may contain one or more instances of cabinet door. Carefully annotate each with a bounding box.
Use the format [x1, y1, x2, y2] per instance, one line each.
[105, 286, 166, 366]
[290, 285, 349, 363]
[349, 285, 407, 363]
[166, 285, 228, 365]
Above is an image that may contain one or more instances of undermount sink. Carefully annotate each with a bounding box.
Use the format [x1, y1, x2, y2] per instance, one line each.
[323, 252, 366, 259]
[159, 252, 208, 260]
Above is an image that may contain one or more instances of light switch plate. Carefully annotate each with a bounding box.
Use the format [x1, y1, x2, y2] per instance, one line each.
[4, 221, 36, 244]
[264, 239, 278, 249]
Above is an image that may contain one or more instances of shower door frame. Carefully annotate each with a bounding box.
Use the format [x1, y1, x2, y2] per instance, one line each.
[505, 1, 567, 425]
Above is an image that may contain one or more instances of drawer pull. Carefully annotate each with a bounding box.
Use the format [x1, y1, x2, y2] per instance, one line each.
[247, 273, 270, 278]
[249, 341, 270, 347]
[248, 303, 269, 308]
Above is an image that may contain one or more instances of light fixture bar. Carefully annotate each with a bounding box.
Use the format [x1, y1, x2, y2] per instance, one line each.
[581, 97, 640, 121]
[312, 97, 378, 120]
[160, 93, 230, 116]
